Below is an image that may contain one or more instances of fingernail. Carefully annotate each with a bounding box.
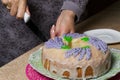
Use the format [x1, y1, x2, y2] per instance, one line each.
[52, 29, 55, 33]
[52, 25, 55, 28]
[52, 25, 55, 33]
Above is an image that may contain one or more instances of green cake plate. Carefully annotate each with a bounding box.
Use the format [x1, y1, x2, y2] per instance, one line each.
[29, 48, 120, 80]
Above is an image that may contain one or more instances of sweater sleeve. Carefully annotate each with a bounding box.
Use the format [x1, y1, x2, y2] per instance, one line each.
[61, 0, 88, 22]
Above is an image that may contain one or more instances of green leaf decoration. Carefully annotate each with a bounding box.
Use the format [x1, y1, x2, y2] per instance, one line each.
[64, 36, 72, 42]
[81, 37, 89, 42]
[82, 46, 90, 49]
[61, 45, 71, 49]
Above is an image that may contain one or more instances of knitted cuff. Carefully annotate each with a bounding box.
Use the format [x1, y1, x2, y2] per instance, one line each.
[61, 1, 81, 22]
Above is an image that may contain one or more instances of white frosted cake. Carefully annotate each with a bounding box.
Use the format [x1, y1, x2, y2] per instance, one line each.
[42, 33, 111, 79]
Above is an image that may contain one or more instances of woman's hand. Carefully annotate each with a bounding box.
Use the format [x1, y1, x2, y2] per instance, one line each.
[2, 0, 28, 19]
[50, 10, 76, 38]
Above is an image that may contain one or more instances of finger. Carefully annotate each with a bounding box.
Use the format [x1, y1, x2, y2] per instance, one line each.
[60, 29, 70, 36]
[6, 2, 11, 10]
[70, 30, 75, 33]
[6, 0, 12, 10]
[26, 6, 30, 15]
[60, 31, 69, 36]
[1, 0, 9, 5]
[50, 25, 56, 39]
[10, 0, 18, 16]
[70, 28, 75, 33]
[16, 0, 27, 19]
[55, 16, 61, 34]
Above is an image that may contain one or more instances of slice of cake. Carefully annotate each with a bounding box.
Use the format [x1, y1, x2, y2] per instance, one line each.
[42, 33, 111, 79]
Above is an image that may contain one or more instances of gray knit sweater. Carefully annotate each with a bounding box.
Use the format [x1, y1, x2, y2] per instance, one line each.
[61, 0, 88, 22]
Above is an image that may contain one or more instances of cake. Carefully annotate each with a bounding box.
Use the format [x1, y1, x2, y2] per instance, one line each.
[42, 33, 111, 79]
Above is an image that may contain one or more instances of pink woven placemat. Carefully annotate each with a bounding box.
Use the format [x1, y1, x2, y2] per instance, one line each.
[26, 64, 53, 80]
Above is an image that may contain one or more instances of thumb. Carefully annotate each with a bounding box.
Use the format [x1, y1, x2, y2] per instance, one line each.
[50, 25, 56, 39]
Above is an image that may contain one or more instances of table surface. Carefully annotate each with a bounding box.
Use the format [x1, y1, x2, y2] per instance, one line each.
[0, 1, 120, 80]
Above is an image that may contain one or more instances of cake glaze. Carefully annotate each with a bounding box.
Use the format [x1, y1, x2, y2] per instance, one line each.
[42, 33, 111, 79]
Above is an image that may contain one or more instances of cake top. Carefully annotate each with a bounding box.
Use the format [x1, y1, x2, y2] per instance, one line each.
[45, 33, 108, 60]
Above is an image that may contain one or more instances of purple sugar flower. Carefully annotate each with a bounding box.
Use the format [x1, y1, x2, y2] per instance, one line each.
[65, 48, 81, 58]
[78, 48, 86, 60]
[73, 48, 81, 57]
[45, 37, 64, 49]
[89, 36, 108, 53]
[86, 48, 91, 60]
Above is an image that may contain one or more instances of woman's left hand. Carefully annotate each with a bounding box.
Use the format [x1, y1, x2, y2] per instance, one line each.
[50, 10, 76, 38]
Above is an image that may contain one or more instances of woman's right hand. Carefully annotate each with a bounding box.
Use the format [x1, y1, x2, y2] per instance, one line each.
[2, 0, 28, 19]
[50, 10, 76, 39]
